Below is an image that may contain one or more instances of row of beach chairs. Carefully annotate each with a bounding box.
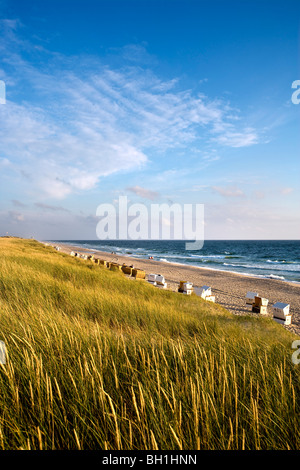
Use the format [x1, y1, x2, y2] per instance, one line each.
[147, 276, 216, 302]
[146, 274, 292, 325]
[70, 251, 146, 279]
[66, 250, 293, 326]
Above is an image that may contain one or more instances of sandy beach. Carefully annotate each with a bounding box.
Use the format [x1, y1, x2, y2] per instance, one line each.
[46, 241, 300, 336]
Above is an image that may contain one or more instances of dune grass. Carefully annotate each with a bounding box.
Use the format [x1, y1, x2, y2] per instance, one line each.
[0, 237, 299, 450]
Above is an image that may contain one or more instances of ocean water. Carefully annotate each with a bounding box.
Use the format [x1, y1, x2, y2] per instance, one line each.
[53, 240, 300, 283]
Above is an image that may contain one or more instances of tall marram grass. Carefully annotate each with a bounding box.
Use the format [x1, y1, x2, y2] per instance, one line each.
[0, 238, 299, 450]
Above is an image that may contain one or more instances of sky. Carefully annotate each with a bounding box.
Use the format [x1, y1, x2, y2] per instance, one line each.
[0, 0, 299, 240]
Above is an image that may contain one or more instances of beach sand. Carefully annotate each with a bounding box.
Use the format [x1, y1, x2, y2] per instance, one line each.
[46, 241, 300, 336]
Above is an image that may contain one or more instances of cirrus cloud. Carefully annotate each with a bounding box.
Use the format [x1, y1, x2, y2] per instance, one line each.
[0, 19, 261, 201]
[126, 185, 159, 200]
[211, 185, 245, 198]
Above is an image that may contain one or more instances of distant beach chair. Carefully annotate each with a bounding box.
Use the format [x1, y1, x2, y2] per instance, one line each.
[193, 286, 215, 302]
[110, 262, 122, 272]
[132, 268, 146, 279]
[156, 275, 165, 285]
[121, 264, 133, 275]
[148, 274, 167, 289]
[147, 273, 158, 285]
[194, 285, 210, 299]
[272, 302, 292, 325]
[178, 281, 193, 295]
[252, 296, 268, 315]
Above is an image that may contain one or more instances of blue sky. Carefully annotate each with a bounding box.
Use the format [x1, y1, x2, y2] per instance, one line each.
[0, 0, 299, 240]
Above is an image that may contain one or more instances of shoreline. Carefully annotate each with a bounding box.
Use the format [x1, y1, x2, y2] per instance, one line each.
[123, 257, 300, 285]
[47, 239, 300, 287]
[45, 240, 300, 286]
[43, 240, 300, 336]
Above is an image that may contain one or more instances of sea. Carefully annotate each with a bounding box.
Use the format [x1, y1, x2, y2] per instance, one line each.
[52, 240, 300, 284]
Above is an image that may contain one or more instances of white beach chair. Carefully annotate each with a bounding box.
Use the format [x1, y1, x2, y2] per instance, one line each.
[194, 286, 211, 299]
[272, 302, 291, 324]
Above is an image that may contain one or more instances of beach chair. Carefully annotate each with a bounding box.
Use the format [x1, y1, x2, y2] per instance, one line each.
[272, 302, 292, 325]
[132, 269, 146, 279]
[155, 275, 167, 289]
[183, 282, 193, 295]
[252, 296, 268, 314]
[147, 273, 157, 286]
[121, 265, 133, 275]
[110, 263, 122, 272]
[156, 275, 165, 285]
[178, 281, 193, 294]
[194, 286, 211, 299]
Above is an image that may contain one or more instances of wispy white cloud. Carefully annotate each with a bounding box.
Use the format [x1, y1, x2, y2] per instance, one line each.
[0, 19, 261, 201]
[126, 185, 159, 200]
[211, 127, 259, 147]
[12, 199, 27, 207]
[211, 185, 245, 198]
[34, 202, 70, 212]
[280, 187, 293, 195]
